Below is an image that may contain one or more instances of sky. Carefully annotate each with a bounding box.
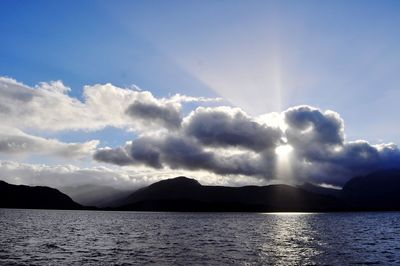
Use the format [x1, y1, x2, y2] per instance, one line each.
[1, 0, 400, 189]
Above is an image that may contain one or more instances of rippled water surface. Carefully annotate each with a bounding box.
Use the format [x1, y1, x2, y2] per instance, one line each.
[1, 209, 400, 265]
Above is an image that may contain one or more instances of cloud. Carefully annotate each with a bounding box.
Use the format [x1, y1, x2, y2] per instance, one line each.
[0, 77, 35, 104]
[300, 140, 400, 186]
[94, 104, 400, 187]
[0, 160, 137, 189]
[282, 106, 400, 185]
[285, 105, 344, 145]
[0, 160, 263, 190]
[166, 94, 223, 104]
[126, 101, 182, 130]
[2, 76, 400, 188]
[153, 135, 265, 176]
[0, 76, 219, 132]
[95, 135, 265, 176]
[94, 145, 135, 166]
[184, 106, 282, 151]
[0, 127, 99, 159]
[284, 105, 345, 161]
[94, 106, 280, 177]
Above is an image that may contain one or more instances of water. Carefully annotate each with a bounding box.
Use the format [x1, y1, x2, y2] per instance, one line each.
[1, 210, 399, 265]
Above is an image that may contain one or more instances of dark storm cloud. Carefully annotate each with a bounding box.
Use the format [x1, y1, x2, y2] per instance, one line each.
[129, 137, 163, 168]
[93, 146, 134, 166]
[283, 106, 400, 186]
[95, 106, 280, 176]
[94, 134, 267, 176]
[329, 141, 400, 175]
[297, 143, 400, 187]
[282, 106, 400, 172]
[184, 107, 282, 151]
[283, 105, 345, 162]
[95, 104, 400, 187]
[126, 101, 182, 129]
[154, 136, 215, 171]
[284, 105, 344, 146]
[155, 136, 264, 176]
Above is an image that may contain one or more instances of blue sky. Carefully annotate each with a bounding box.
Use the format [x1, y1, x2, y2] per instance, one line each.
[0, 1, 216, 98]
[1, 1, 400, 188]
[2, 0, 400, 145]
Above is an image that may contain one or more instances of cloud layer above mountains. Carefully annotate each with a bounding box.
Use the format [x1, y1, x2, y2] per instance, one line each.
[1, 76, 400, 187]
[95, 105, 400, 186]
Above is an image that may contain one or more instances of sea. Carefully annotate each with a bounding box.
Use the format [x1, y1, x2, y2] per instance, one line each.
[1, 209, 399, 265]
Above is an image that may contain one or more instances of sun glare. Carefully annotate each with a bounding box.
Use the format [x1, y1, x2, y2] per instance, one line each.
[275, 144, 293, 157]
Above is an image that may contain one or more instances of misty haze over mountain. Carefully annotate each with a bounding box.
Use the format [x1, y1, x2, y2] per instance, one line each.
[58, 185, 132, 208]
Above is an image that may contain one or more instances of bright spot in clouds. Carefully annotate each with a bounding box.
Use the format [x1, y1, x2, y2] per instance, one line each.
[275, 145, 293, 157]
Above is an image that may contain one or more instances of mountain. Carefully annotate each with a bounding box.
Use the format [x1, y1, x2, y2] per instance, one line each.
[3, 169, 400, 211]
[59, 184, 132, 207]
[300, 182, 342, 198]
[116, 176, 344, 212]
[0, 180, 82, 209]
[343, 169, 400, 210]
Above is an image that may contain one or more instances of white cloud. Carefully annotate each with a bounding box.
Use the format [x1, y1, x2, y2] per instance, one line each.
[0, 160, 136, 189]
[0, 160, 263, 189]
[0, 127, 99, 159]
[0, 76, 220, 132]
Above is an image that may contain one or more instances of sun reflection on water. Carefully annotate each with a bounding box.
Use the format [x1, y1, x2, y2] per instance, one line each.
[259, 213, 326, 265]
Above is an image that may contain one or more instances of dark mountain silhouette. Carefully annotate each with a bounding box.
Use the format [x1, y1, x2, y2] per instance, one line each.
[116, 176, 345, 212]
[2, 169, 400, 211]
[300, 182, 342, 198]
[59, 184, 132, 207]
[0, 180, 82, 209]
[343, 169, 400, 210]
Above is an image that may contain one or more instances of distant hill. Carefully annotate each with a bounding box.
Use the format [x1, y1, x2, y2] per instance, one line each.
[116, 176, 344, 212]
[0, 180, 82, 210]
[59, 184, 132, 207]
[2, 169, 400, 211]
[343, 169, 400, 210]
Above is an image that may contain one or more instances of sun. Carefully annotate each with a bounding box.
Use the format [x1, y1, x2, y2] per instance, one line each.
[275, 144, 293, 157]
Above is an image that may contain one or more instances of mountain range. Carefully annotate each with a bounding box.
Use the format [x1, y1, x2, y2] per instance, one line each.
[59, 184, 131, 208]
[1, 169, 400, 211]
[0, 180, 82, 209]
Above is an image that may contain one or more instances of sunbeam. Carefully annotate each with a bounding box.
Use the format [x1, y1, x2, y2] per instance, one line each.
[275, 144, 294, 183]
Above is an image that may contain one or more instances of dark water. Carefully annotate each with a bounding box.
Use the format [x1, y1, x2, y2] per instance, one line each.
[1, 210, 400, 265]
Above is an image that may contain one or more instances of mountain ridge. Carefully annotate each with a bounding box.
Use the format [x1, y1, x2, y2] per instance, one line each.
[115, 176, 344, 212]
[0, 180, 83, 209]
[2, 168, 400, 211]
